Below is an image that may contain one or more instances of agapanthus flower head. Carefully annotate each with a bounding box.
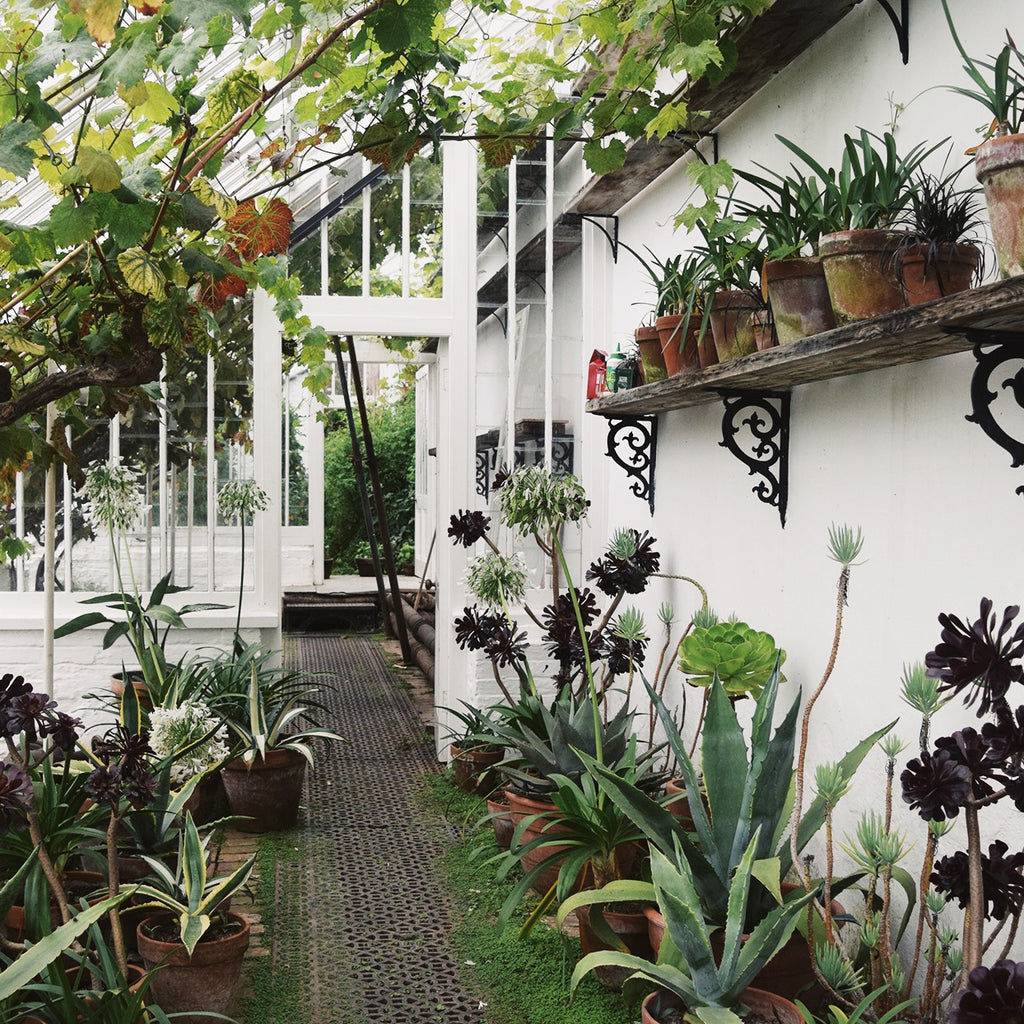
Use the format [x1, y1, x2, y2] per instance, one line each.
[497, 466, 589, 535]
[149, 701, 229, 785]
[926, 598, 1024, 716]
[465, 553, 528, 607]
[447, 510, 490, 548]
[217, 478, 270, 519]
[0, 761, 32, 831]
[949, 959, 1024, 1024]
[85, 463, 142, 533]
[901, 747, 972, 821]
[932, 841, 1024, 921]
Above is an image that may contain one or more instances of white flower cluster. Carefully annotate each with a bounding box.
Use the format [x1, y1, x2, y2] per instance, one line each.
[85, 463, 142, 533]
[149, 701, 229, 785]
[217, 478, 270, 519]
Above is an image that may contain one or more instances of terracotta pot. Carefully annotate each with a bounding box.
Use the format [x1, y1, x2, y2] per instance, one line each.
[6, 871, 106, 943]
[635, 325, 667, 384]
[485, 795, 515, 850]
[697, 323, 719, 369]
[663, 778, 709, 832]
[504, 790, 637, 897]
[641, 987, 802, 1024]
[221, 747, 306, 832]
[183, 770, 228, 826]
[898, 242, 981, 305]
[450, 743, 504, 796]
[655, 314, 700, 375]
[643, 904, 665, 955]
[750, 307, 778, 351]
[976, 133, 1024, 278]
[818, 229, 908, 323]
[110, 671, 153, 710]
[576, 904, 654, 989]
[137, 911, 250, 1024]
[764, 257, 836, 343]
[709, 290, 761, 362]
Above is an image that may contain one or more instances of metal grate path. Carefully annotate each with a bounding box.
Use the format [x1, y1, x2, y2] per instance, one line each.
[275, 634, 485, 1024]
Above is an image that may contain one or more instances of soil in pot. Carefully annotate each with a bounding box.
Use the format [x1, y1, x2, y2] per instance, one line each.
[576, 904, 654, 989]
[709, 291, 761, 362]
[976, 132, 1024, 279]
[450, 743, 504, 796]
[818, 229, 908, 323]
[221, 747, 306, 832]
[138, 911, 249, 1024]
[636, 325, 667, 384]
[764, 257, 836, 343]
[898, 242, 981, 305]
[642, 988, 802, 1024]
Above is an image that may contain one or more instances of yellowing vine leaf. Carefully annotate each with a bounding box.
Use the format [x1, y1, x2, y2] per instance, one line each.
[76, 146, 121, 192]
[117, 247, 166, 299]
[70, 0, 122, 44]
[193, 179, 237, 222]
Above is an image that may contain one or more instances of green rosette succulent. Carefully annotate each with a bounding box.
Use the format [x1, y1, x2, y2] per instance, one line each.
[677, 620, 785, 698]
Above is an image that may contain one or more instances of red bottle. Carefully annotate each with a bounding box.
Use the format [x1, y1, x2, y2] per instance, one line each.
[587, 350, 608, 399]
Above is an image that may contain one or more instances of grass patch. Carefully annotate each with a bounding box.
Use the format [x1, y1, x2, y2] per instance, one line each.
[416, 770, 640, 1024]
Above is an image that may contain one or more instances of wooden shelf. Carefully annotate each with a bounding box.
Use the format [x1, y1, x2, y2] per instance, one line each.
[566, 0, 864, 217]
[587, 278, 1024, 416]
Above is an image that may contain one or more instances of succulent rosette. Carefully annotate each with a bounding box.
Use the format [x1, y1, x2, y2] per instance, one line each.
[677, 620, 785, 698]
[950, 959, 1024, 1023]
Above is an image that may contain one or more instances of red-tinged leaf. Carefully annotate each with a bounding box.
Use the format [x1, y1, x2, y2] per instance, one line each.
[197, 247, 247, 312]
[128, 0, 162, 12]
[226, 198, 293, 259]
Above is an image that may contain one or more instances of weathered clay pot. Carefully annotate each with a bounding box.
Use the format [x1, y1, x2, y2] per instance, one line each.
[110, 671, 153, 710]
[898, 242, 981, 305]
[576, 904, 654, 989]
[750, 307, 778, 351]
[641, 987, 802, 1024]
[450, 743, 504, 796]
[137, 911, 250, 1024]
[221, 747, 306, 832]
[709, 290, 761, 362]
[764, 257, 836, 343]
[183, 770, 229, 826]
[485, 795, 515, 850]
[819, 229, 908, 323]
[655, 314, 700, 375]
[635, 325, 667, 384]
[976, 132, 1024, 278]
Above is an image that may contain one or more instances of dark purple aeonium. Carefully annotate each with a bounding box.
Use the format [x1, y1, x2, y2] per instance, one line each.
[0, 761, 32, 831]
[447, 510, 491, 548]
[932, 841, 1024, 922]
[949, 959, 1024, 1024]
[926, 598, 1024, 717]
[585, 529, 660, 597]
[901, 747, 972, 821]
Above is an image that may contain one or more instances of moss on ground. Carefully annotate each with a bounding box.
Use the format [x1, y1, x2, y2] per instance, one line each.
[416, 770, 640, 1024]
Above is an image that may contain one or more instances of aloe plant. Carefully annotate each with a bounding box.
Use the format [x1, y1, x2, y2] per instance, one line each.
[135, 812, 255, 954]
[583, 671, 893, 929]
[568, 832, 815, 1022]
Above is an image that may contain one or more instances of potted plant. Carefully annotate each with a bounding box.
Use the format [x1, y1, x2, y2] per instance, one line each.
[135, 812, 255, 1020]
[736, 163, 837, 343]
[692, 211, 772, 361]
[219, 664, 342, 832]
[940, 0, 1024, 278]
[441, 700, 505, 795]
[778, 130, 942, 323]
[54, 463, 227, 709]
[567, 833, 815, 1023]
[894, 168, 986, 304]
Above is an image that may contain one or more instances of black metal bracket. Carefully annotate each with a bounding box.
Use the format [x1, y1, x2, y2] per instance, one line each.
[719, 391, 791, 527]
[950, 328, 1024, 497]
[604, 416, 657, 514]
[874, 0, 909, 64]
[565, 214, 620, 263]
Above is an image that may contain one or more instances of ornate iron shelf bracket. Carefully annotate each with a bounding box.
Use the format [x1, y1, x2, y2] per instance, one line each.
[604, 416, 657, 514]
[873, 0, 910, 64]
[564, 214, 620, 262]
[949, 327, 1024, 497]
[719, 391, 791, 527]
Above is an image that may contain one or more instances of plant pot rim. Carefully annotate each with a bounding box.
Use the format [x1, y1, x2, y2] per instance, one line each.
[819, 228, 911, 253]
[975, 131, 1024, 178]
[641, 987, 801, 1024]
[138, 909, 250, 951]
[635, 324, 660, 341]
[223, 746, 306, 772]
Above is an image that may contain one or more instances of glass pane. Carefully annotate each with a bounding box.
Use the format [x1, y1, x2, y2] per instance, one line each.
[283, 380, 311, 528]
[68, 419, 114, 593]
[326, 191, 363, 296]
[290, 233, 321, 296]
[410, 151, 443, 298]
[368, 170, 403, 297]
